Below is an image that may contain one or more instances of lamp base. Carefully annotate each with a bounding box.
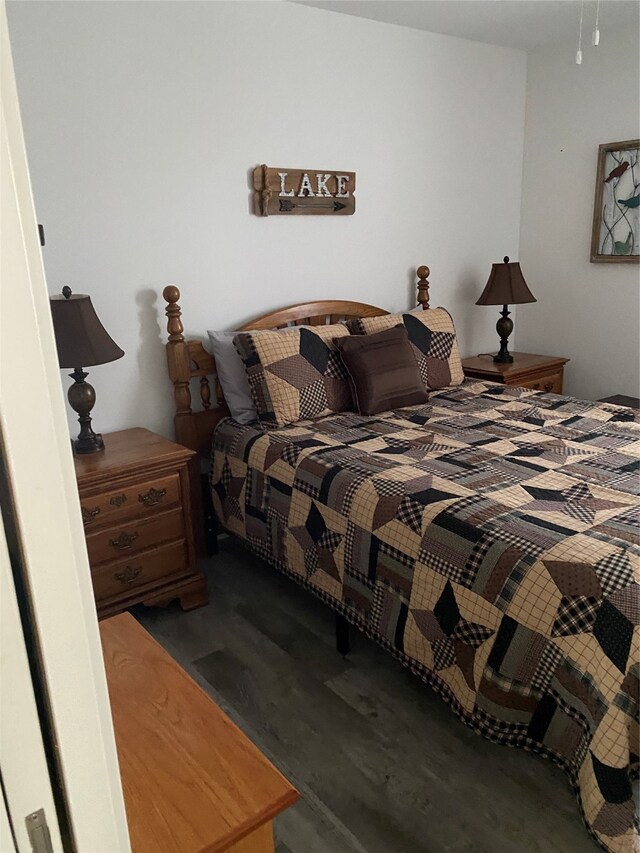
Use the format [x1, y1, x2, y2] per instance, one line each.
[493, 305, 514, 364]
[68, 368, 105, 455]
[73, 432, 105, 455]
[493, 350, 514, 364]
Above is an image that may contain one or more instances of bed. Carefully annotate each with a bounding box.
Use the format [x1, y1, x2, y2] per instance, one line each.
[162, 267, 639, 853]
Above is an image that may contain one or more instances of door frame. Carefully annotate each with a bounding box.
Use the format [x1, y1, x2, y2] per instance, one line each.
[0, 4, 130, 850]
[0, 513, 64, 852]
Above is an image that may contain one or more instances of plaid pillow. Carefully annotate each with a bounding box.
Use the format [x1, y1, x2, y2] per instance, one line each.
[349, 308, 463, 390]
[233, 324, 352, 427]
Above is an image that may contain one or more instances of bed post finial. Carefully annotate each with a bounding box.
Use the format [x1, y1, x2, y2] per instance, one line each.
[416, 265, 430, 310]
[163, 285, 184, 342]
[163, 285, 192, 416]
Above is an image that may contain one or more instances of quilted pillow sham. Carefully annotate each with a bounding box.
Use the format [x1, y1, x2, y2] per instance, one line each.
[233, 324, 351, 427]
[349, 308, 464, 390]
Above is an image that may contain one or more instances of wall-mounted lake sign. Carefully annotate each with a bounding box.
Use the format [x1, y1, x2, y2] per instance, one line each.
[253, 165, 356, 216]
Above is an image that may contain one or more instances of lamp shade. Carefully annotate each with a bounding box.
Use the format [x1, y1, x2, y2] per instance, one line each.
[49, 289, 124, 368]
[476, 257, 537, 306]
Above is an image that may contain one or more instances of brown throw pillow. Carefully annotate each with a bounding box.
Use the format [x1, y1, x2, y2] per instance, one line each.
[334, 325, 429, 415]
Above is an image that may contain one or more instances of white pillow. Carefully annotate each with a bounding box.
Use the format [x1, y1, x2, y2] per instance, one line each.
[206, 330, 257, 425]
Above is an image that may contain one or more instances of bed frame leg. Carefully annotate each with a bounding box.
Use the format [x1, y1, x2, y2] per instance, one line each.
[335, 613, 351, 656]
[201, 473, 218, 555]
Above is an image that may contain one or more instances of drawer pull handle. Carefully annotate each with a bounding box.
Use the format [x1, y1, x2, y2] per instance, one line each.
[544, 381, 554, 392]
[110, 494, 127, 507]
[82, 506, 100, 525]
[110, 531, 139, 550]
[115, 565, 142, 585]
[138, 487, 167, 507]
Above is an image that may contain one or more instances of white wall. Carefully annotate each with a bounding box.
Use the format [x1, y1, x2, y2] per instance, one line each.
[518, 22, 640, 402]
[7, 1, 526, 438]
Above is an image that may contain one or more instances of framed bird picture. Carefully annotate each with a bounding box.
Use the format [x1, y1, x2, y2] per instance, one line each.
[591, 138, 639, 263]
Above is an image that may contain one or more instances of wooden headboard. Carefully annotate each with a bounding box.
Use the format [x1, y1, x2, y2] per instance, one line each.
[163, 265, 431, 457]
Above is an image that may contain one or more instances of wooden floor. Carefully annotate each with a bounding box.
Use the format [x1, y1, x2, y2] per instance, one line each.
[134, 537, 599, 853]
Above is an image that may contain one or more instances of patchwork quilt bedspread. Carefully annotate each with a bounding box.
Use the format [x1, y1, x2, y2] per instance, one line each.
[211, 380, 640, 851]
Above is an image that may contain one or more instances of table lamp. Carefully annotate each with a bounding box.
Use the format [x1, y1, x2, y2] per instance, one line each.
[49, 287, 124, 453]
[476, 256, 536, 363]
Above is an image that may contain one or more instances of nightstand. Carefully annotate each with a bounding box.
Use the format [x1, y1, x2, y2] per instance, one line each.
[74, 428, 208, 618]
[462, 352, 570, 393]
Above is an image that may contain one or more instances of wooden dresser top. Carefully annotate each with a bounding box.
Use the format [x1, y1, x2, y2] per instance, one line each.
[100, 613, 298, 853]
[75, 428, 194, 486]
[462, 352, 569, 382]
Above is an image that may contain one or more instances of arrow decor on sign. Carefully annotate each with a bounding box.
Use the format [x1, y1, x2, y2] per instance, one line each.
[279, 199, 348, 212]
[253, 165, 356, 216]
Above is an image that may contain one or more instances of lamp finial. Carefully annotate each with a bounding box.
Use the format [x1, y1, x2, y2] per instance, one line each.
[62, 285, 72, 299]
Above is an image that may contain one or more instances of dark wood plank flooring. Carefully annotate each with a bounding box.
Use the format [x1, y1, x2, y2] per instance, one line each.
[134, 537, 599, 853]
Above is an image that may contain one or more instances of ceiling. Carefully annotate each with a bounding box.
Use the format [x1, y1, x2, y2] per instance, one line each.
[292, 1, 640, 52]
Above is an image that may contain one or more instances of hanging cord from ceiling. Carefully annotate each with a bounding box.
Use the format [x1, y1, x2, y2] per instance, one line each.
[576, 0, 585, 64]
[577, 0, 602, 65]
[592, 0, 601, 45]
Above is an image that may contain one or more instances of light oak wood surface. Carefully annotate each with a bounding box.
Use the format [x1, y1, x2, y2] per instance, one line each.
[462, 352, 569, 392]
[238, 299, 387, 331]
[75, 428, 207, 617]
[75, 427, 193, 488]
[100, 613, 298, 853]
[85, 507, 184, 565]
[162, 265, 432, 457]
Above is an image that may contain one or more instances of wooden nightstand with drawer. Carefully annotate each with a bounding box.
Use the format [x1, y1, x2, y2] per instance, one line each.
[462, 352, 570, 393]
[74, 428, 208, 618]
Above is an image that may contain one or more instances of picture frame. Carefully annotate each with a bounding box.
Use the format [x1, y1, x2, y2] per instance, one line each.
[590, 138, 639, 263]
